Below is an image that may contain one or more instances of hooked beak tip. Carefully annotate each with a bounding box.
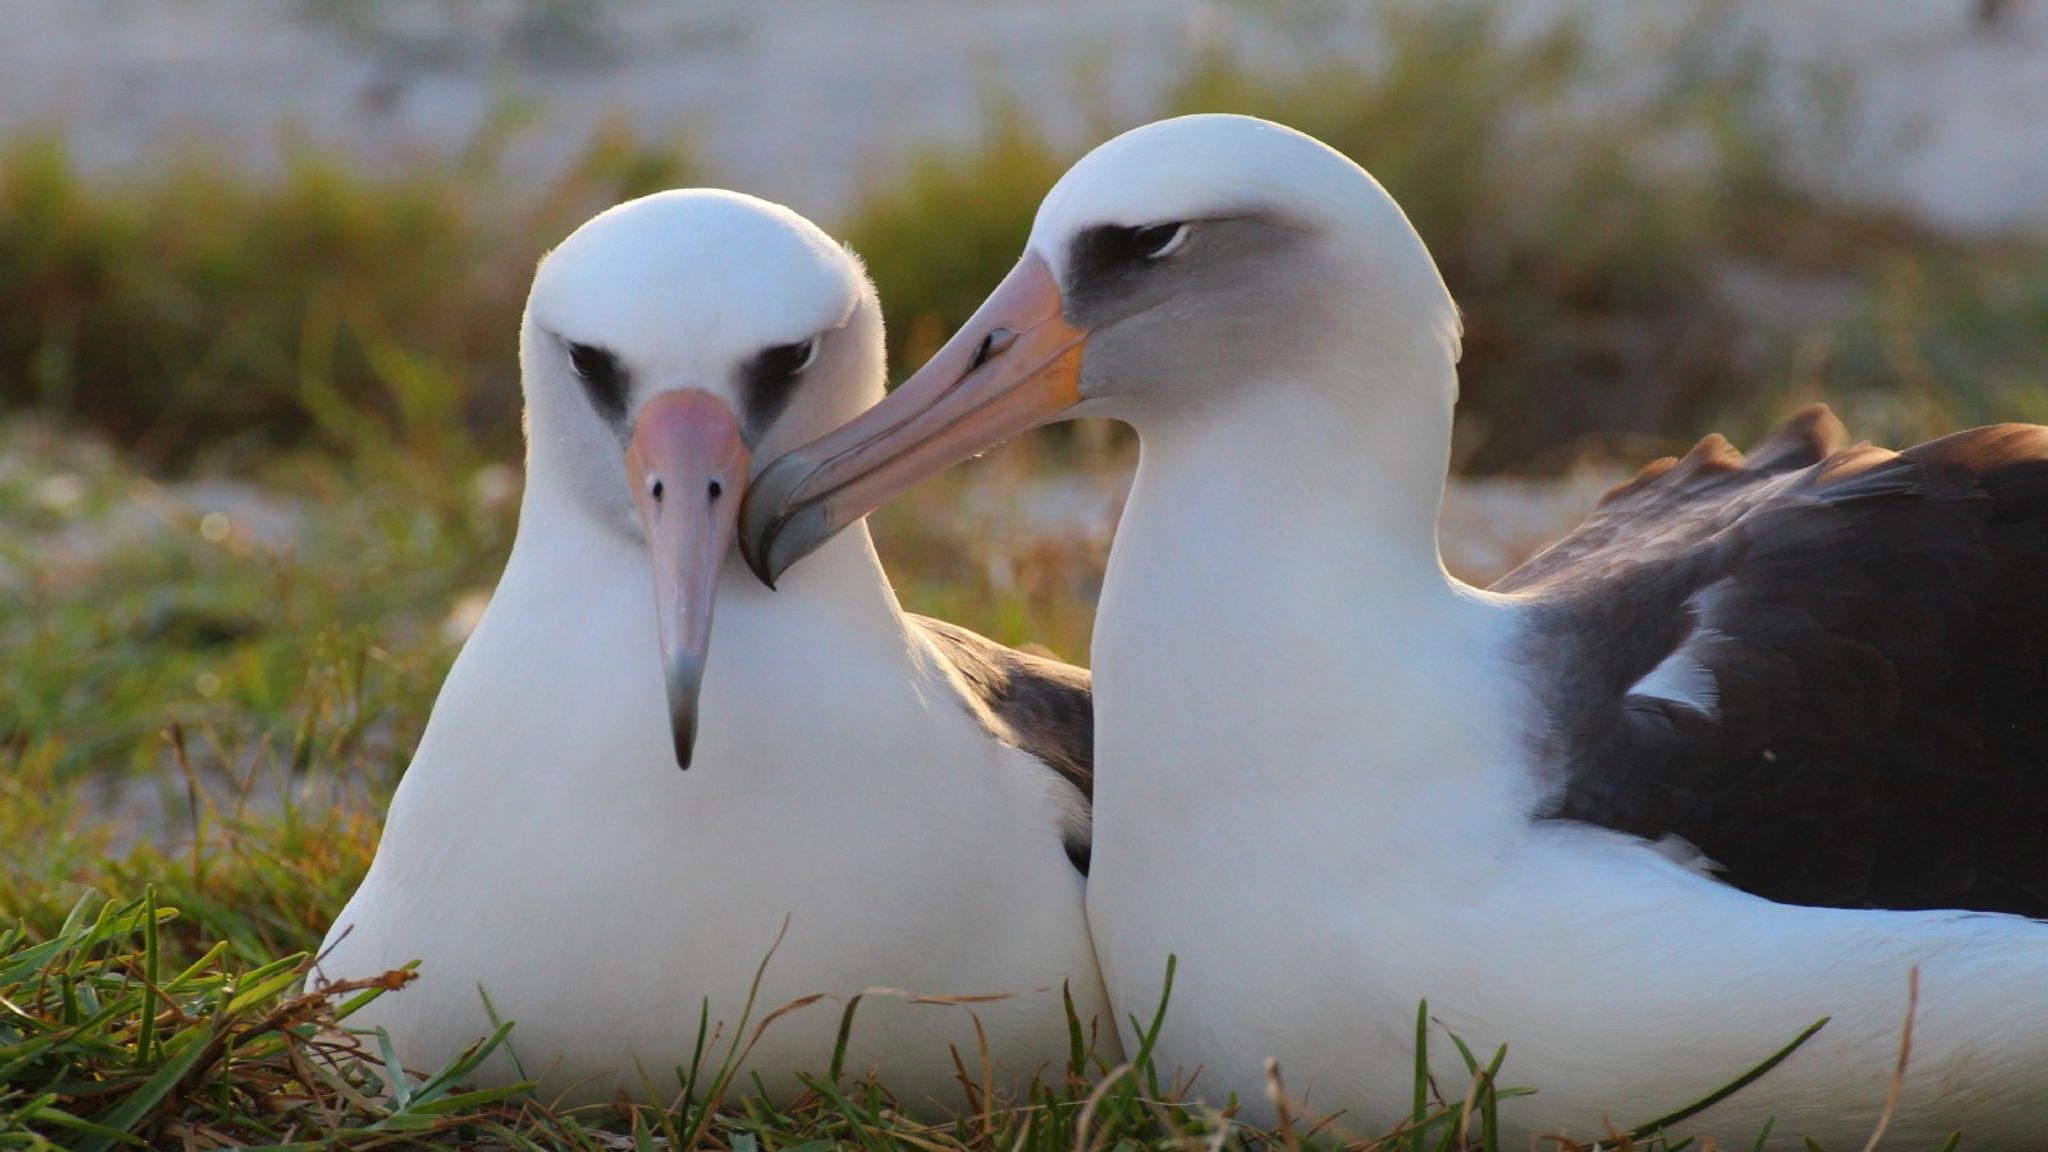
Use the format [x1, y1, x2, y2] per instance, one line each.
[665, 654, 704, 771]
[763, 503, 833, 588]
[739, 452, 832, 588]
[737, 514, 781, 590]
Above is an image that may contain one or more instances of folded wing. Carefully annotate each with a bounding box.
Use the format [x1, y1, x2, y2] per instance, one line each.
[1499, 405, 2048, 913]
[911, 615, 1095, 872]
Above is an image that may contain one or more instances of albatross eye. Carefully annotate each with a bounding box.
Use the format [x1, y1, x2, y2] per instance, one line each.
[742, 336, 822, 439]
[1076, 222, 1192, 273]
[567, 341, 622, 384]
[1130, 222, 1190, 259]
[565, 340, 628, 424]
[758, 338, 818, 378]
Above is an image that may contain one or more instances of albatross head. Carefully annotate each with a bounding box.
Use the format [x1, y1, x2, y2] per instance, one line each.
[740, 113, 1461, 586]
[522, 189, 884, 768]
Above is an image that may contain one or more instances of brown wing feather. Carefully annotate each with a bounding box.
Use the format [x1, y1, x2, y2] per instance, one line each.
[1498, 405, 1852, 589]
[909, 615, 1094, 872]
[1499, 405, 2048, 914]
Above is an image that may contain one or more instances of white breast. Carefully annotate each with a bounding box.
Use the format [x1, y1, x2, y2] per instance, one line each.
[318, 520, 1116, 1108]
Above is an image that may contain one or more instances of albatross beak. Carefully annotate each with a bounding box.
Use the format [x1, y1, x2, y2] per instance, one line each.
[740, 253, 1085, 587]
[628, 389, 749, 770]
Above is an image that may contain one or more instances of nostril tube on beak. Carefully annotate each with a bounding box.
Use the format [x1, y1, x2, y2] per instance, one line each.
[970, 327, 1018, 371]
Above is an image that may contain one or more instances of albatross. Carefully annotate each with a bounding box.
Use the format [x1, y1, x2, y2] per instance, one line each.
[317, 190, 1115, 1107]
[739, 115, 2048, 1147]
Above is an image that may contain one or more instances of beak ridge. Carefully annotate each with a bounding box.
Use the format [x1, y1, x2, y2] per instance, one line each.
[739, 254, 1085, 585]
[628, 390, 749, 772]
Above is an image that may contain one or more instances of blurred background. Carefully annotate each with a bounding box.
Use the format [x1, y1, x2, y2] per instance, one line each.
[3, 0, 2046, 939]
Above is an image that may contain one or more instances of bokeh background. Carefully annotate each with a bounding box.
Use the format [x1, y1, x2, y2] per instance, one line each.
[4, 0, 2047, 957]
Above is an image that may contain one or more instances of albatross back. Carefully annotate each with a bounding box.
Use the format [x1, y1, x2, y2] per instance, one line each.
[1501, 405, 2048, 914]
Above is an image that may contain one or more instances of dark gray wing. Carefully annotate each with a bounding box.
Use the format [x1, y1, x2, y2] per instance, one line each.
[909, 615, 1094, 873]
[1498, 405, 2048, 915]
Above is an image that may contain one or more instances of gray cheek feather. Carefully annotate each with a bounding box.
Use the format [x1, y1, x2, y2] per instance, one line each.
[1068, 218, 1351, 402]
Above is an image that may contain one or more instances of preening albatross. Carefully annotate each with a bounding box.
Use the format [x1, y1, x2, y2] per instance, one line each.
[317, 190, 1115, 1107]
[740, 115, 2048, 1148]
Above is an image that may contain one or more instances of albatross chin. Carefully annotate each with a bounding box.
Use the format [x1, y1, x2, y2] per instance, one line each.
[741, 115, 2048, 1148]
[317, 189, 1116, 1107]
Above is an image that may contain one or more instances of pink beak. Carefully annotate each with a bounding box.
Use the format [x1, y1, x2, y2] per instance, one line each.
[627, 390, 750, 770]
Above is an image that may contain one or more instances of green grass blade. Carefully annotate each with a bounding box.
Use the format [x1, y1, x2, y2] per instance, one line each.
[135, 887, 159, 1063]
[477, 982, 530, 1084]
[1063, 978, 1086, 1080]
[1409, 999, 1430, 1152]
[23, 1102, 150, 1147]
[1624, 1017, 1830, 1143]
[407, 1020, 517, 1106]
[828, 992, 864, 1084]
[1129, 953, 1176, 1102]
[407, 1081, 535, 1115]
[71, 1027, 217, 1152]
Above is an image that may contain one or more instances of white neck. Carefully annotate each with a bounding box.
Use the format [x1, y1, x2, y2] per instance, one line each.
[1140, 353, 1456, 577]
[1079, 320, 2048, 1151]
[447, 469, 914, 800]
[1092, 362, 1533, 876]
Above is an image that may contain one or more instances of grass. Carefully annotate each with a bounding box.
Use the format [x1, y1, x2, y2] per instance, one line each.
[1, 1, 2041, 1147]
[0, 120, 692, 470]
[0, 418, 1849, 1151]
[0, 888, 1870, 1151]
[0, 892, 1520, 1151]
[0, 374, 1958, 1152]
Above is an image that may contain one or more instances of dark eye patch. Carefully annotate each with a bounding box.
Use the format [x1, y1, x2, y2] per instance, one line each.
[566, 341, 629, 426]
[1071, 221, 1187, 269]
[1065, 222, 1189, 312]
[740, 338, 817, 442]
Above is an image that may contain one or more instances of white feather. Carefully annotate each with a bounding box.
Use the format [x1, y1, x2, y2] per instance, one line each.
[319, 192, 1116, 1107]
[1627, 638, 1722, 717]
[1057, 115, 2048, 1150]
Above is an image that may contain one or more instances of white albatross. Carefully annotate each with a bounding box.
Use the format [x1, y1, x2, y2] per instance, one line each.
[316, 190, 1116, 1108]
[739, 115, 2048, 1148]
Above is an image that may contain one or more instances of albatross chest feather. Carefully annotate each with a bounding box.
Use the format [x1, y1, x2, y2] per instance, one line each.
[322, 525, 1110, 1109]
[321, 187, 1114, 1118]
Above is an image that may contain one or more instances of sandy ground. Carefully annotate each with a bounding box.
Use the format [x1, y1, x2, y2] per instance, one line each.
[1, 0, 2045, 236]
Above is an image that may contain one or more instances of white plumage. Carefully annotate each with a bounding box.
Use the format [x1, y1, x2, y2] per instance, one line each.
[318, 190, 1115, 1108]
[741, 116, 2048, 1148]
